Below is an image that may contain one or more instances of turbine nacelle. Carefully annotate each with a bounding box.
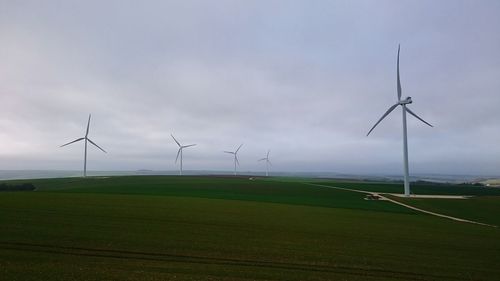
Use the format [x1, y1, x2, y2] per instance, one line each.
[399, 97, 412, 105]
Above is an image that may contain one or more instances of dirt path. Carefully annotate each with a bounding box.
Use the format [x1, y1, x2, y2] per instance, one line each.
[387, 194, 469, 199]
[305, 183, 497, 228]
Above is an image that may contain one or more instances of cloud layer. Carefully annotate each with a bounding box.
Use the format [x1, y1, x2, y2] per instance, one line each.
[1, 0, 499, 175]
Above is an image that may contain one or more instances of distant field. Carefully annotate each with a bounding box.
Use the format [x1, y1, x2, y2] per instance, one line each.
[1, 176, 499, 280]
[314, 180, 500, 196]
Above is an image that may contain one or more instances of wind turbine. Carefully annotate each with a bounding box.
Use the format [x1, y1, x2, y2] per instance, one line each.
[366, 45, 433, 197]
[224, 144, 243, 176]
[60, 114, 107, 177]
[171, 134, 196, 175]
[258, 150, 272, 177]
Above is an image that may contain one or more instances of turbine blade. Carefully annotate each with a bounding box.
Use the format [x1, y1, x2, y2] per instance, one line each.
[267, 160, 272, 166]
[406, 107, 433, 127]
[236, 143, 243, 153]
[267, 150, 270, 158]
[367, 103, 399, 136]
[397, 44, 402, 101]
[60, 137, 84, 147]
[183, 144, 196, 148]
[235, 155, 240, 166]
[175, 148, 181, 163]
[87, 138, 107, 153]
[258, 158, 266, 161]
[86, 114, 91, 137]
[171, 134, 181, 147]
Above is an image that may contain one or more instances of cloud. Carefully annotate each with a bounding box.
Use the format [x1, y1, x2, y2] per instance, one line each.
[1, 0, 499, 175]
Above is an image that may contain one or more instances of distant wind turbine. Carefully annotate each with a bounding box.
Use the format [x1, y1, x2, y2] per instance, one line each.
[171, 134, 196, 175]
[258, 150, 272, 177]
[224, 144, 243, 176]
[367, 45, 433, 197]
[60, 114, 106, 177]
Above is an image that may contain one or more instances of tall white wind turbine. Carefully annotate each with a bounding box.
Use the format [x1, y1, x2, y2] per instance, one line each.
[60, 114, 107, 177]
[224, 144, 243, 176]
[171, 134, 196, 175]
[367, 45, 433, 197]
[258, 150, 272, 177]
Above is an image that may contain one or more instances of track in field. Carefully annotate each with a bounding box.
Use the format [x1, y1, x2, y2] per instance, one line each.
[0, 241, 467, 281]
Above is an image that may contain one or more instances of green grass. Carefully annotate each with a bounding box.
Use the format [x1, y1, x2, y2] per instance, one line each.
[314, 180, 500, 196]
[4, 176, 412, 214]
[1, 176, 500, 280]
[388, 195, 500, 226]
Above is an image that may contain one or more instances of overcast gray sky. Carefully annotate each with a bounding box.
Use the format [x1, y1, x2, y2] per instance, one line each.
[1, 0, 499, 175]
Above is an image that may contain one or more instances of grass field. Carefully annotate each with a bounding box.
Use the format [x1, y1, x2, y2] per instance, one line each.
[313, 180, 500, 196]
[1, 176, 500, 280]
[388, 195, 500, 226]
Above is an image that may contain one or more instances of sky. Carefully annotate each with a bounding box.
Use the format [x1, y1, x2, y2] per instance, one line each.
[1, 0, 499, 175]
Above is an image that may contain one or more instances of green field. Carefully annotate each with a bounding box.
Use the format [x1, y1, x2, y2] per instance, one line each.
[314, 180, 500, 196]
[388, 195, 500, 226]
[1, 176, 499, 280]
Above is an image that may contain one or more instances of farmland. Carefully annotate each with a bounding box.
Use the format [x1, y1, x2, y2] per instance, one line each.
[1, 176, 499, 280]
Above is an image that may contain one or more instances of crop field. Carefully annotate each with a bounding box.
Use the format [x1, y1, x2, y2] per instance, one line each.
[1, 176, 500, 280]
[313, 180, 500, 196]
[388, 195, 500, 226]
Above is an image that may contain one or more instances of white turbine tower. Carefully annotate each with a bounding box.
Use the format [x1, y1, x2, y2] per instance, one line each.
[60, 114, 107, 177]
[258, 150, 272, 177]
[367, 45, 433, 197]
[171, 134, 196, 176]
[224, 144, 243, 176]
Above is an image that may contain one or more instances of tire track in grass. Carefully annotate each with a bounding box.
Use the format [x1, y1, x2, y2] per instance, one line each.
[305, 183, 497, 228]
[0, 241, 465, 281]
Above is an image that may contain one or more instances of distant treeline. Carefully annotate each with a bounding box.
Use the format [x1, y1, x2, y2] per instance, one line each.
[0, 183, 36, 191]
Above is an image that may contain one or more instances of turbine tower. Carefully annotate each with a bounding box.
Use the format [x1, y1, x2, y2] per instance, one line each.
[60, 114, 107, 177]
[367, 45, 433, 197]
[258, 150, 272, 177]
[171, 134, 196, 175]
[224, 144, 243, 176]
